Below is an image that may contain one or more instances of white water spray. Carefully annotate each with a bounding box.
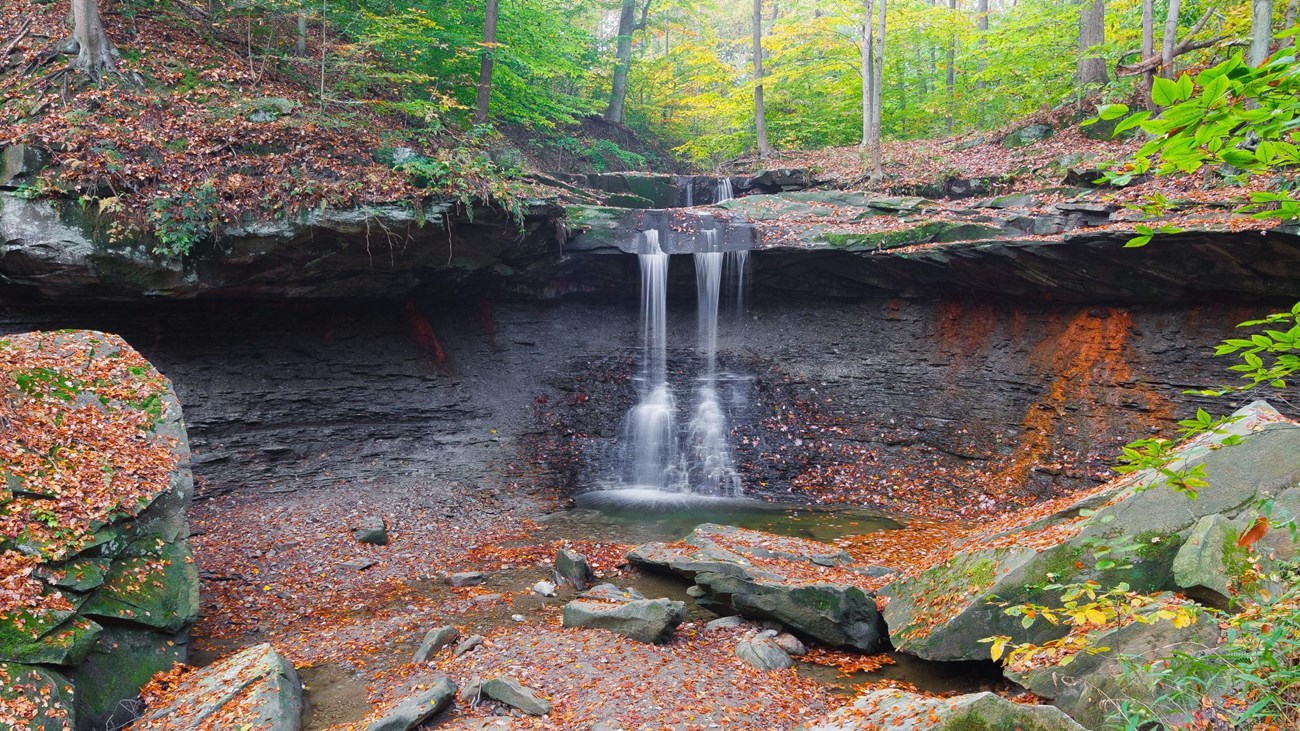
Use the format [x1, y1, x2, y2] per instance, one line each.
[685, 230, 741, 496]
[624, 230, 682, 490]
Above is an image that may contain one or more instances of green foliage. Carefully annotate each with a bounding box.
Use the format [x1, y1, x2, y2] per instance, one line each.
[1096, 53, 1300, 215]
[148, 182, 218, 259]
[393, 148, 525, 223]
[1110, 562, 1300, 731]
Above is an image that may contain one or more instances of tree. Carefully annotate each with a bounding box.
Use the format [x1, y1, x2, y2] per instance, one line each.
[1140, 0, 1155, 106]
[1077, 0, 1107, 85]
[1249, 0, 1274, 65]
[1284, 0, 1299, 50]
[753, 0, 770, 157]
[606, 0, 652, 125]
[475, 0, 500, 125]
[860, 0, 885, 179]
[70, 0, 116, 80]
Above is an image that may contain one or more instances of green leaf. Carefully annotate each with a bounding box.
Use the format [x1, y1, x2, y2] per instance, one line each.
[1151, 77, 1180, 107]
[1097, 103, 1130, 121]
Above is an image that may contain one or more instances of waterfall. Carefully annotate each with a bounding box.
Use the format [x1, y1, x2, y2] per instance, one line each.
[685, 179, 695, 208]
[685, 231, 741, 496]
[716, 178, 734, 204]
[615, 226, 746, 499]
[623, 230, 681, 490]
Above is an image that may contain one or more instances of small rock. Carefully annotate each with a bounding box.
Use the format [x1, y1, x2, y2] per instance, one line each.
[736, 637, 793, 670]
[471, 593, 502, 604]
[460, 676, 483, 704]
[413, 626, 459, 663]
[342, 558, 377, 571]
[705, 616, 747, 631]
[453, 635, 484, 657]
[447, 571, 486, 587]
[511, 614, 526, 622]
[774, 633, 808, 656]
[686, 585, 706, 598]
[481, 677, 552, 716]
[577, 584, 645, 602]
[556, 549, 597, 591]
[353, 516, 389, 546]
[533, 581, 557, 597]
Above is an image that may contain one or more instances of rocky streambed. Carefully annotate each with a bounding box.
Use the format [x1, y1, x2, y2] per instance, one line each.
[3, 182, 1300, 730]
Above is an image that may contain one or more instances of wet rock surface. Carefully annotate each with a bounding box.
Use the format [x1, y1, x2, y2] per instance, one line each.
[130, 643, 302, 731]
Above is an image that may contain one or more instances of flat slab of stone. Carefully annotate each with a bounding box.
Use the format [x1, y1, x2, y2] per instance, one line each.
[562, 598, 686, 644]
[365, 676, 455, 731]
[448, 571, 486, 587]
[131, 643, 301, 731]
[629, 523, 888, 651]
[799, 689, 1085, 731]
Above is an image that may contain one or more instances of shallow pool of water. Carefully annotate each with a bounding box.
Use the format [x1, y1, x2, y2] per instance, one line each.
[561, 489, 903, 545]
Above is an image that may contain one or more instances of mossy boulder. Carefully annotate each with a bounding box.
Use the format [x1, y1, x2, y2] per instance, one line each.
[798, 689, 1086, 731]
[0, 662, 76, 731]
[1003, 123, 1056, 148]
[69, 626, 187, 731]
[882, 401, 1300, 661]
[0, 605, 102, 666]
[80, 535, 199, 632]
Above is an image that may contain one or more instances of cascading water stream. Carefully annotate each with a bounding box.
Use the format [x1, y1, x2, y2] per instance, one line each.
[715, 179, 748, 315]
[624, 230, 681, 491]
[684, 231, 741, 496]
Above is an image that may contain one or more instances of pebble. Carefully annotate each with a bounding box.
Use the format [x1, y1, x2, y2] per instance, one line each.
[532, 580, 557, 597]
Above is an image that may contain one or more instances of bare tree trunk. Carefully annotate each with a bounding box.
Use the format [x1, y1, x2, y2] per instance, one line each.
[975, 0, 988, 89]
[1161, 0, 1181, 78]
[870, 0, 885, 179]
[753, 0, 770, 157]
[605, 0, 650, 124]
[71, 0, 115, 80]
[946, 0, 956, 133]
[1249, 0, 1274, 65]
[861, 0, 873, 155]
[475, 0, 499, 125]
[1283, 0, 1299, 50]
[1077, 0, 1108, 84]
[1140, 0, 1154, 106]
[296, 11, 307, 56]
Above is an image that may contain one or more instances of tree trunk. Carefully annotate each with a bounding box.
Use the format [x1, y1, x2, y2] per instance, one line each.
[1140, 0, 1154, 106]
[1161, 0, 1181, 78]
[71, 0, 115, 80]
[1249, 0, 1274, 65]
[1077, 0, 1108, 84]
[474, 0, 499, 125]
[605, 0, 649, 125]
[753, 0, 770, 156]
[975, 0, 988, 89]
[1283, 0, 1299, 50]
[296, 11, 307, 56]
[870, 0, 885, 179]
[946, 0, 956, 133]
[861, 0, 873, 155]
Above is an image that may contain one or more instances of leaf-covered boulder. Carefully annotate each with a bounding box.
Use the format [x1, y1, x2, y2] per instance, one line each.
[880, 401, 1300, 661]
[797, 689, 1086, 731]
[0, 662, 76, 731]
[129, 643, 302, 731]
[1, 331, 198, 730]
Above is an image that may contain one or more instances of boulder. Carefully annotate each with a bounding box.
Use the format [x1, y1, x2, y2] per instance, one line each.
[0, 662, 76, 731]
[1002, 123, 1056, 148]
[131, 643, 302, 731]
[352, 516, 388, 546]
[480, 677, 552, 716]
[577, 584, 644, 602]
[1006, 596, 1220, 730]
[413, 626, 459, 663]
[629, 524, 888, 652]
[1, 144, 49, 188]
[1173, 514, 1251, 605]
[773, 633, 808, 656]
[0, 332, 198, 731]
[556, 549, 597, 591]
[562, 598, 686, 644]
[880, 401, 1300, 662]
[735, 637, 792, 670]
[364, 676, 456, 731]
[799, 689, 1086, 731]
[453, 635, 483, 657]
